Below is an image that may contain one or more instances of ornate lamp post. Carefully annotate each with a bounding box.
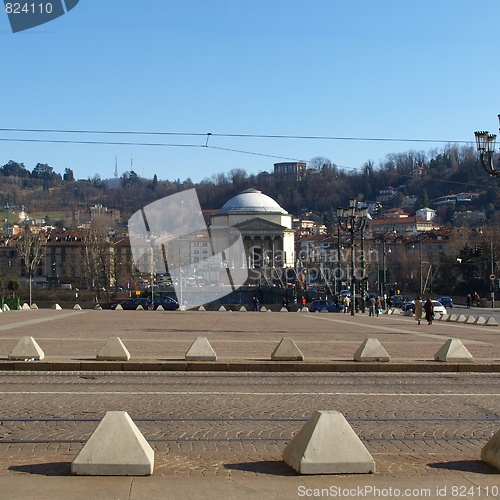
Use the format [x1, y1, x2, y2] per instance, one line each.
[474, 115, 500, 183]
[337, 198, 368, 316]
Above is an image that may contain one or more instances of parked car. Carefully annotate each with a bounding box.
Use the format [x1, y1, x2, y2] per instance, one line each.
[310, 299, 344, 313]
[390, 295, 412, 308]
[401, 301, 415, 312]
[438, 296, 453, 308]
[151, 296, 179, 310]
[340, 290, 351, 297]
[432, 300, 447, 315]
[111, 298, 151, 310]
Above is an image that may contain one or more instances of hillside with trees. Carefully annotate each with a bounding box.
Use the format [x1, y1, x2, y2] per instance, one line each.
[0, 144, 499, 225]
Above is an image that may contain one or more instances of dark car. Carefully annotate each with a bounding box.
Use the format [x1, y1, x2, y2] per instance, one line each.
[438, 296, 453, 308]
[111, 298, 151, 310]
[151, 296, 179, 310]
[401, 301, 415, 312]
[310, 299, 344, 313]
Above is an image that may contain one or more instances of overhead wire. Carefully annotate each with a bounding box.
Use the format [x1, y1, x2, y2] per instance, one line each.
[0, 127, 491, 189]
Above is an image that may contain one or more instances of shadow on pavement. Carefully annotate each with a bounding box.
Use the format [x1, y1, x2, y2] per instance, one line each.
[428, 460, 498, 474]
[8, 462, 72, 476]
[224, 460, 296, 476]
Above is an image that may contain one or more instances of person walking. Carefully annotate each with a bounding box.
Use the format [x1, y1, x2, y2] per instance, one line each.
[368, 296, 376, 317]
[414, 295, 423, 325]
[423, 297, 434, 325]
[375, 296, 382, 317]
[343, 295, 350, 313]
[252, 295, 259, 311]
[466, 294, 472, 309]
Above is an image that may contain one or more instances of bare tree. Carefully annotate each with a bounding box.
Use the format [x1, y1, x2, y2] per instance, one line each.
[16, 227, 45, 305]
[81, 222, 111, 301]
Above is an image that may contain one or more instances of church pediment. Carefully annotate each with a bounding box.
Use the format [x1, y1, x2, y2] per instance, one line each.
[232, 217, 287, 232]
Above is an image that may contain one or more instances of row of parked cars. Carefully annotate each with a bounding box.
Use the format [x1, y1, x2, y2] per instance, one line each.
[400, 296, 452, 315]
[110, 296, 179, 310]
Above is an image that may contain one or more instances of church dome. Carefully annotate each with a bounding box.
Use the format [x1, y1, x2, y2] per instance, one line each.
[217, 189, 288, 215]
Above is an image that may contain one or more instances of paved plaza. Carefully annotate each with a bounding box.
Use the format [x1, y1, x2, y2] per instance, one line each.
[0, 308, 498, 499]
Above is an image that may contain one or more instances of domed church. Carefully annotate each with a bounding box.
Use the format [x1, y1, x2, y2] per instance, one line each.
[211, 189, 295, 282]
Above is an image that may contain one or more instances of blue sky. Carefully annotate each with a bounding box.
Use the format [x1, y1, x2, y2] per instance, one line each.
[1, 1, 499, 182]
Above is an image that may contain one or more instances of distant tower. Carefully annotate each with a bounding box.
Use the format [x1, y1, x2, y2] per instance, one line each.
[114, 155, 118, 178]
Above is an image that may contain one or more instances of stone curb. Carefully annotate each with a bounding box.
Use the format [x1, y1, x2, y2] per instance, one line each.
[0, 361, 498, 373]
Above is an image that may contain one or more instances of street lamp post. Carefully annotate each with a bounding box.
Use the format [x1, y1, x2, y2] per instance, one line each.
[337, 198, 368, 316]
[474, 115, 500, 183]
[480, 219, 495, 309]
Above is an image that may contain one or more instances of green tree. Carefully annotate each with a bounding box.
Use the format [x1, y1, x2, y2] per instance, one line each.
[7, 279, 20, 297]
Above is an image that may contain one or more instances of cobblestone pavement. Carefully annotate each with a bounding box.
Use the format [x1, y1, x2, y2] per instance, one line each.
[0, 309, 499, 498]
[0, 371, 499, 482]
[0, 309, 499, 361]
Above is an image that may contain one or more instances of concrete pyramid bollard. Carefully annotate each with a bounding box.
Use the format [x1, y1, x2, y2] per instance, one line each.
[72, 411, 154, 476]
[218, 305, 227, 311]
[3, 304, 10, 312]
[434, 338, 474, 362]
[185, 337, 217, 361]
[475, 316, 487, 325]
[267, 308, 273, 312]
[156, 305, 164, 311]
[9, 336, 45, 360]
[283, 410, 375, 474]
[271, 338, 304, 361]
[73, 304, 82, 310]
[97, 337, 131, 361]
[447, 314, 458, 322]
[0, 307, 2, 314]
[114, 304, 123, 310]
[481, 428, 500, 471]
[464, 315, 476, 324]
[353, 338, 390, 362]
[21, 303, 30, 310]
[439, 314, 449, 321]
[485, 317, 499, 326]
[30, 303, 38, 310]
[94, 304, 103, 310]
[455, 314, 467, 323]
[260, 306, 267, 312]
[198, 306, 206, 311]
[136, 305, 144, 310]
[239, 306, 247, 312]
[301, 307, 309, 313]
[280, 307, 289, 312]
[52, 303, 62, 310]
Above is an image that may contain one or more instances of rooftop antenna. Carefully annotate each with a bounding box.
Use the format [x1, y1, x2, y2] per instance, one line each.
[114, 155, 118, 178]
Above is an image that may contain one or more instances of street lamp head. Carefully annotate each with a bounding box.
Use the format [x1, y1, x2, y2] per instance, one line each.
[475, 131, 489, 152]
[486, 133, 497, 154]
[349, 197, 357, 208]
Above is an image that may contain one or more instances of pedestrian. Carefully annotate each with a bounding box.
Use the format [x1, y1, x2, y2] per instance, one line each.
[423, 297, 434, 325]
[300, 296, 306, 309]
[252, 295, 259, 311]
[466, 294, 471, 309]
[414, 295, 423, 325]
[473, 292, 480, 307]
[343, 295, 350, 313]
[375, 296, 381, 317]
[368, 296, 376, 317]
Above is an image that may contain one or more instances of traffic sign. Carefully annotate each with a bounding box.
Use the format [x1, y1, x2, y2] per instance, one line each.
[490, 273, 496, 281]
